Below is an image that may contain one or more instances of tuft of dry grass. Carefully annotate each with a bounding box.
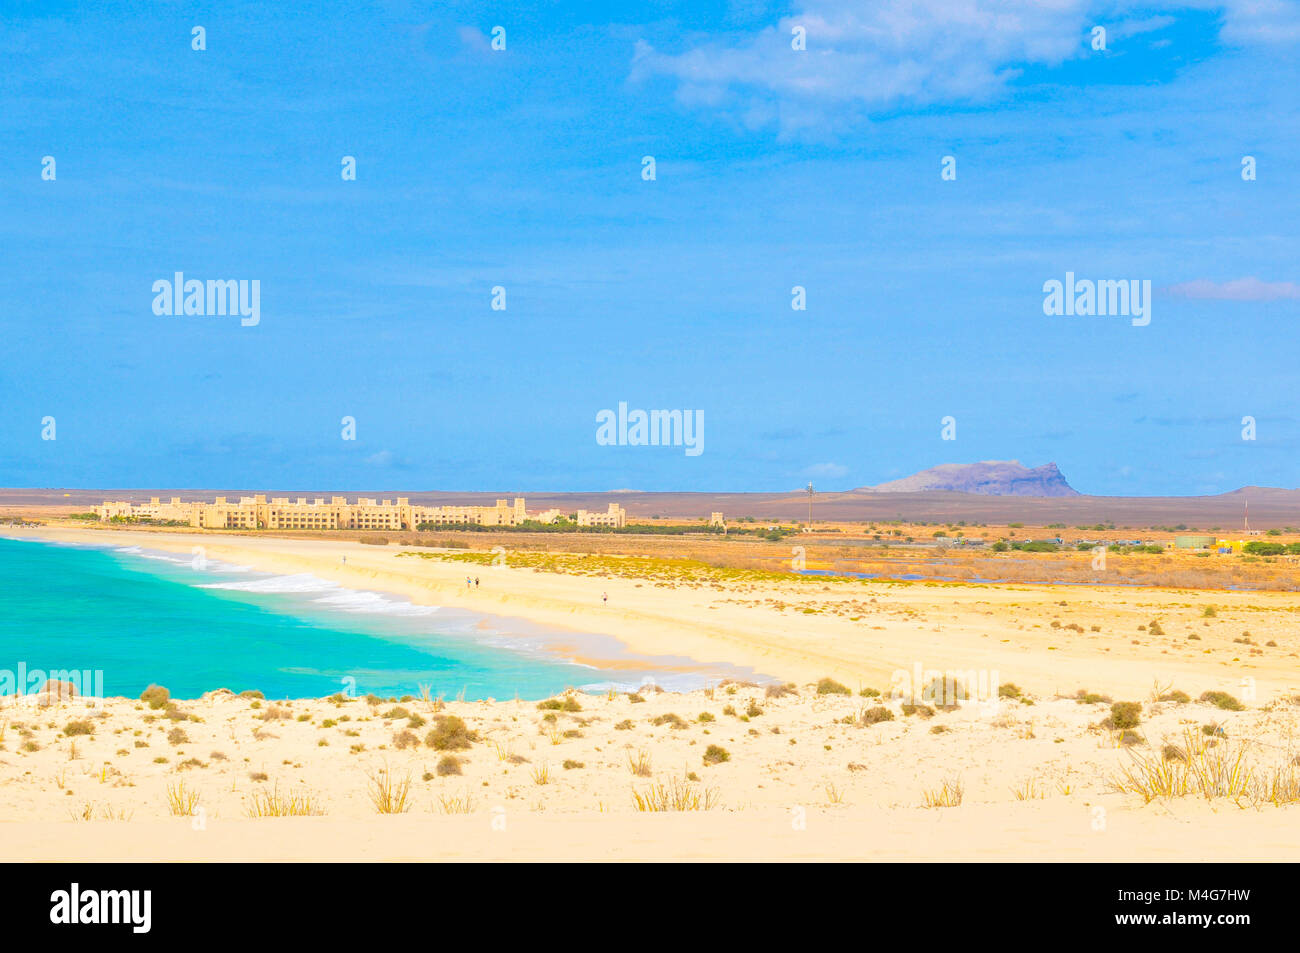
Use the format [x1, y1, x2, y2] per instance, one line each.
[632, 774, 720, 812]
[69, 801, 133, 822]
[367, 765, 412, 814]
[626, 748, 652, 777]
[1111, 727, 1253, 804]
[435, 792, 475, 814]
[921, 777, 964, 808]
[165, 780, 200, 817]
[1011, 778, 1043, 801]
[246, 783, 324, 817]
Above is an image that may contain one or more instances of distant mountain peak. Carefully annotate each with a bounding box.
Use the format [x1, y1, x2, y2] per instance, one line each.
[858, 460, 1080, 497]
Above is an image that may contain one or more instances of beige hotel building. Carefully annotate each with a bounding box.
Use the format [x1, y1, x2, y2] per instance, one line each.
[97, 495, 532, 530]
[96, 496, 629, 530]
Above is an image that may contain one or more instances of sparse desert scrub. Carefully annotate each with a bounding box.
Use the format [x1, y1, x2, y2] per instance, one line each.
[537, 695, 582, 712]
[62, 720, 94, 737]
[861, 706, 894, 725]
[703, 744, 730, 765]
[436, 754, 462, 776]
[140, 684, 170, 710]
[392, 730, 420, 750]
[1106, 701, 1143, 730]
[1199, 691, 1245, 712]
[425, 714, 478, 750]
[632, 774, 720, 812]
[816, 678, 851, 695]
[1075, 690, 1112, 705]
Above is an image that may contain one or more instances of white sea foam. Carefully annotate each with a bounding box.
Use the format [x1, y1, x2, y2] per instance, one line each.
[199, 572, 438, 617]
[132, 551, 194, 566]
[313, 589, 438, 617]
[198, 572, 337, 594]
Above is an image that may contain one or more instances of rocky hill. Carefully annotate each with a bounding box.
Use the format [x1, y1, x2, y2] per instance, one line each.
[858, 461, 1080, 497]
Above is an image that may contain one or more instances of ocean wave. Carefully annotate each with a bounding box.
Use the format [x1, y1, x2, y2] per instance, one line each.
[312, 590, 438, 617]
[198, 572, 438, 617]
[198, 572, 337, 594]
[131, 551, 195, 566]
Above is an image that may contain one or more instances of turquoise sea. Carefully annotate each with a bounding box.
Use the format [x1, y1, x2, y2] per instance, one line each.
[0, 536, 724, 701]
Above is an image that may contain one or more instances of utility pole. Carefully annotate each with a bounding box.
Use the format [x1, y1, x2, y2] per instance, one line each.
[806, 482, 815, 531]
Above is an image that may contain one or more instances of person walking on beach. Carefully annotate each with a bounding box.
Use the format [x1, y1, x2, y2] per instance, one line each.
[466, 576, 472, 590]
[602, 591, 607, 605]
[474, 576, 480, 589]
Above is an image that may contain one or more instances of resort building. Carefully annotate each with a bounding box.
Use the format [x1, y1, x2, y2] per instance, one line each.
[96, 495, 531, 531]
[575, 503, 627, 528]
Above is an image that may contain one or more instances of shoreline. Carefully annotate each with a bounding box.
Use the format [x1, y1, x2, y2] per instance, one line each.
[7, 524, 1300, 702]
[2, 530, 768, 695]
[3, 525, 1299, 862]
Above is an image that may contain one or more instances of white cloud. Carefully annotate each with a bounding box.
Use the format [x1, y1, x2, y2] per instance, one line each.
[1168, 277, 1300, 301]
[631, 1, 1300, 136]
[803, 462, 849, 478]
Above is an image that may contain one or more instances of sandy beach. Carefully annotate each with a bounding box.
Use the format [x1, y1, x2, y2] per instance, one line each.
[1, 524, 1298, 860]
[9, 525, 1300, 702]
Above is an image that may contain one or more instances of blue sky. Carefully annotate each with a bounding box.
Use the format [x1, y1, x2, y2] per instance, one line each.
[2, 0, 1298, 495]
